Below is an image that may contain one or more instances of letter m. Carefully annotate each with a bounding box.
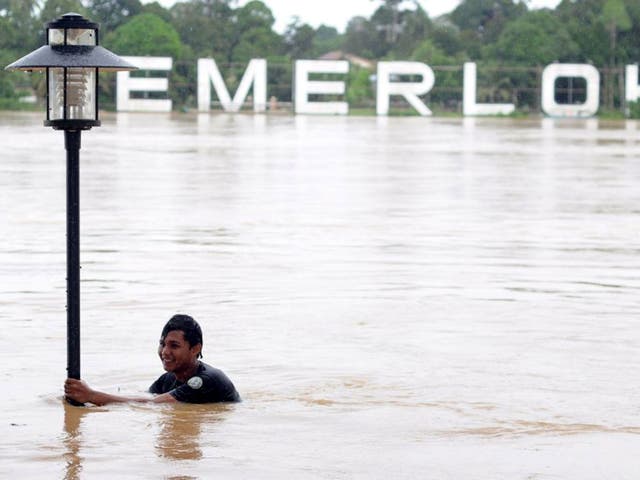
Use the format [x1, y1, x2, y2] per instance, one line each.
[197, 58, 267, 112]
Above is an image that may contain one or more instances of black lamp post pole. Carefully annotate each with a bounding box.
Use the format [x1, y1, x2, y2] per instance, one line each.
[65, 129, 82, 382]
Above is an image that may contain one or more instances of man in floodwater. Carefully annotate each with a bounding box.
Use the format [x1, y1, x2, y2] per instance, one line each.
[64, 314, 240, 405]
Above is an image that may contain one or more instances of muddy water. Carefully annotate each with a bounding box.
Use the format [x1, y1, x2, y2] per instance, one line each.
[1, 112, 639, 479]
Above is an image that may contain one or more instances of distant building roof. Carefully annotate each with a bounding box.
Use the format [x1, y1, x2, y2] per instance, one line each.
[317, 51, 375, 70]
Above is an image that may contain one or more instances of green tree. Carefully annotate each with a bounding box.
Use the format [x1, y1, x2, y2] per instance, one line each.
[346, 65, 374, 107]
[284, 18, 315, 59]
[411, 38, 454, 64]
[488, 9, 579, 65]
[0, 50, 22, 103]
[85, 0, 143, 33]
[0, 0, 41, 104]
[0, 16, 19, 50]
[430, 23, 464, 58]
[602, 0, 631, 64]
[391, 4, 431, 58]
[171, 0, 235, 59]
[140, 1, 172, 24]
[616, 0, 640, 63]
[227, 0, 281, 62]
[313, 25, 343, 56]
[354, 1, 433, 59]
[601, 0, 631, 108]
[40, 0, 87, 24]
[105, 12, 182, 57]
[0, 0, 40, 25]
[557, 0, 608, 64]
[0, 0, 41, 52]
[450, 0, 527, 56]
[344, 16, 380, 58]
[371, 0, 404, 43]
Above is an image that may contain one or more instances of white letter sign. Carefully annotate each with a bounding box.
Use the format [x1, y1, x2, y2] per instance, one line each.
[117, 56, 172, 112]
[625, 64, 639, 105]
[294, 60, 349, 115]
[197, 58, 267, 112]
[463, 62, 515, 116]
[541, 64, 600, 117]
[376, 62, 434, 116]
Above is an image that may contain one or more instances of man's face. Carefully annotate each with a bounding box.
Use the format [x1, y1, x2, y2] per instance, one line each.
[158, 330, 201, 377]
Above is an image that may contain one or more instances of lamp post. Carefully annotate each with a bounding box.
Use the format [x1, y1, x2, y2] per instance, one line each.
[5, 13, 136, 404]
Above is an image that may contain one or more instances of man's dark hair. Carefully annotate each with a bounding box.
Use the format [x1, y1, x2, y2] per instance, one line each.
[161, 314, 203, 357]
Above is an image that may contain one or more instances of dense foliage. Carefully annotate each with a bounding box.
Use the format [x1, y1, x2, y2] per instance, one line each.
[1, 0, 639, 114]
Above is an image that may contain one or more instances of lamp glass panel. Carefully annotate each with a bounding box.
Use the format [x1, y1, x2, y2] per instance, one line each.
[48, 28, 65, 45]
[48, 67, 96, 120]
[48, 67, 64, 120]
[66, 29, 96, 46]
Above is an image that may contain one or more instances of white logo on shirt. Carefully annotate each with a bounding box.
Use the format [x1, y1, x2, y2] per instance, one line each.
[187, 376, 203, 390]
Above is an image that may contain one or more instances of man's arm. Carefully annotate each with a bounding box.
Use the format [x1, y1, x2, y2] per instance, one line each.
[64, 378, 177, 406]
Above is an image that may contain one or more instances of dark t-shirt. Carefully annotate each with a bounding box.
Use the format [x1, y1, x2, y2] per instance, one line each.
[149, 361, 240, 403]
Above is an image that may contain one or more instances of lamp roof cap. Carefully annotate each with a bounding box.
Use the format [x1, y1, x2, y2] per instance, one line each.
[46, 12, 99, 30]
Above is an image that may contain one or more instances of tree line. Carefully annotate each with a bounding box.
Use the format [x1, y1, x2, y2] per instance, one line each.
[1, 0, 639, 115]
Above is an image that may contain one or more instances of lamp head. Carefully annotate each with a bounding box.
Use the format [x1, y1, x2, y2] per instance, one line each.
[5, 13, 136, 131]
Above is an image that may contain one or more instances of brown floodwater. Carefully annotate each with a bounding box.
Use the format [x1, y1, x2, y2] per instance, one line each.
[0, 112, 639, 478]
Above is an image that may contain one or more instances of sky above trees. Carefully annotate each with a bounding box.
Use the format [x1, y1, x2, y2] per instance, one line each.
[140, 0, 563, 33]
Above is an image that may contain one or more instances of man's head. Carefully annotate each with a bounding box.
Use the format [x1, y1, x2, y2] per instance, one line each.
[158, 314, 203, 378]
[161, 314, 203, 355]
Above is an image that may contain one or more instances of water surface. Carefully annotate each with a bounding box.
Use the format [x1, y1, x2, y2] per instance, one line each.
[1, 112, 639, 479]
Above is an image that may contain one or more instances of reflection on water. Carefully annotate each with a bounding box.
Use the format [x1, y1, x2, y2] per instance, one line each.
[61, 401, 234, 478]
[156, 404, 229, 461]
[62, 402, 87, 480]
[1, 112, 640, 479]
[156, 405, 205, 461]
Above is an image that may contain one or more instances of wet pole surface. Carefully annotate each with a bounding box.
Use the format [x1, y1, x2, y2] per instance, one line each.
[65, 129, 83, 406]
